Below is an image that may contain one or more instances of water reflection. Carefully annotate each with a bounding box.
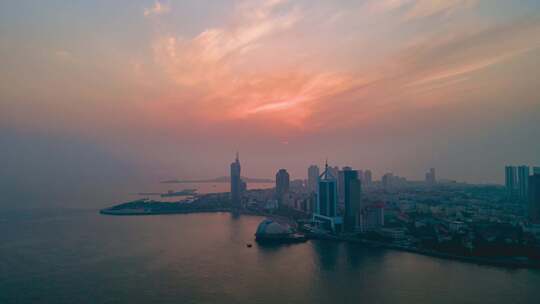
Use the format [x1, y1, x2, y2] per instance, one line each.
[311, 240, 341, 271]
[2, 211, 540, 304]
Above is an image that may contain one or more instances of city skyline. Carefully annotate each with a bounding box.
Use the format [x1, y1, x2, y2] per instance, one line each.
[2, 1, 540, 303]
[2, 0, 540, 204]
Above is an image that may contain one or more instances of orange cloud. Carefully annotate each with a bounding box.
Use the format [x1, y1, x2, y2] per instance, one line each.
[149, 0, 363, 130]
[365, 0, 478, 20]
[145, 1, 540, 135]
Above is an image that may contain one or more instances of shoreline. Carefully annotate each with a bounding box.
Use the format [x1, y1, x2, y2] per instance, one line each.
[333, 236, 540, 269]
[99, 208, 231, 216]
[99, 207, 540, 269]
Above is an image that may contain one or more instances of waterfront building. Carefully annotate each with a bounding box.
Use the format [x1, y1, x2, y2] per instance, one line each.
[307, 165, 320, 193]
[425, 168, 436, 185]
[529, 173, 540, 223]
[505, 166, 517, 199]
[359, 202, 385, 232]
[264, 199, 279, 211]
[518, 165, 530, 201]
[275, 169, 290, 196]
[313, 161, 342, 232]
[343, 170, 361, 232]
[338, 166, 352, 203]
[230, 152, 243, 208]
[379, 227, 406, 241]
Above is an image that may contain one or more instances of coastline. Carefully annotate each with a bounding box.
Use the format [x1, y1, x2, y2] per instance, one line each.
[336, 236, 540, 269]
[99, 208, 231, 216]
[99, 206, 540, 269]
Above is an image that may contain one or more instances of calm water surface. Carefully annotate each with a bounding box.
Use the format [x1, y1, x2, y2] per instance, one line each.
[1, 209, 539, 304]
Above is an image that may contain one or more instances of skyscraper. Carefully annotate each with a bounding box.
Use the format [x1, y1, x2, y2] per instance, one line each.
[534, 167, 540, 175]
[505, 166, 517, 199]
[338, 166, 352, 203]
[329, 166, 340, 182]
[364, 170, 372, 187]
[518, 165, 530, 201]
[343, 170, 361, 232]
[313, 161, 341, 232]
[307, 165, 319, 193]
[425, 168, 436, 185]
[275, 169, 290, 198]
[230, 153, 242, 208]
[529, 173, 540, 223]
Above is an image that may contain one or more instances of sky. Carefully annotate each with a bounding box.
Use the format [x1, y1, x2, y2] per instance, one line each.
[1, 0, 540, 206]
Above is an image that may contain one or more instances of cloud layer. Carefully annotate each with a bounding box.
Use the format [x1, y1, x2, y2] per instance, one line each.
[1, 0, 540, 184]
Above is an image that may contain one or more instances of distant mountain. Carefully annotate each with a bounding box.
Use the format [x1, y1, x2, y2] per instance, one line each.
[160, 176, 273, 184]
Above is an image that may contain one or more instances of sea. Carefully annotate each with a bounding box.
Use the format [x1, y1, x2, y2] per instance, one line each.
[1, 182, 539, 303]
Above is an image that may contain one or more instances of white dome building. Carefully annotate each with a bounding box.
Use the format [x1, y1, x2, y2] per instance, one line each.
[255, 219, 293, 240]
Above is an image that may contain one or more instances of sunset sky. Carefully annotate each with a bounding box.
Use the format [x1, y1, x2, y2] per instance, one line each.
[2, 0, 540, 204]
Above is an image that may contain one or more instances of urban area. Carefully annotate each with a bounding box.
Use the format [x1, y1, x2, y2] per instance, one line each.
[102, 155, 540, 268]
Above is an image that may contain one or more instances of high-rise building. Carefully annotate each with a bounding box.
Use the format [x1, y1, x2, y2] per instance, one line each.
[343, 170, 361, 232]
[338, 166, 352, 203]
[425, 168, 436, 185]
[382, 173, 393, 190]
[534, 167, 540, 175]
[329, 166, 340, 182]
[307, 165, 319, 193]
[313, 161, 342, 232]
[364, 170, 372, 187]
[505, 166, 517, 199]
[230, 153, 242, 208]
[529, 174, 540, 223]
[275, 169, 290, 198]
[518, 165, 530, 201]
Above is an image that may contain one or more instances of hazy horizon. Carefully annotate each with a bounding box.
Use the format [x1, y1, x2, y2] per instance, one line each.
[2, 0, 540, 207]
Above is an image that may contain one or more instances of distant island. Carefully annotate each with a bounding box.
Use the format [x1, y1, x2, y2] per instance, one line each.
[161, 176, 274, 184]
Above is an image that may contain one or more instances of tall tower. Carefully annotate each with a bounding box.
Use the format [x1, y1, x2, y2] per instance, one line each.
[307, 165, 320, 193]
[505, 166, 517, 199]
[529, 173, 540, 223]
[230, 153, 242, 208]
[338, 166, 352, 203]
[343, 170, 361, 232]
[518, 165, 530, 201]
[275, 169, 290, 206]
[313, 161, 341, 232]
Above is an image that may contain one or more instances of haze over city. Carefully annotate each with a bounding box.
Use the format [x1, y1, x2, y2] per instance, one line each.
[2, 0, 540, 205]
[3, 2, 540, 304]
